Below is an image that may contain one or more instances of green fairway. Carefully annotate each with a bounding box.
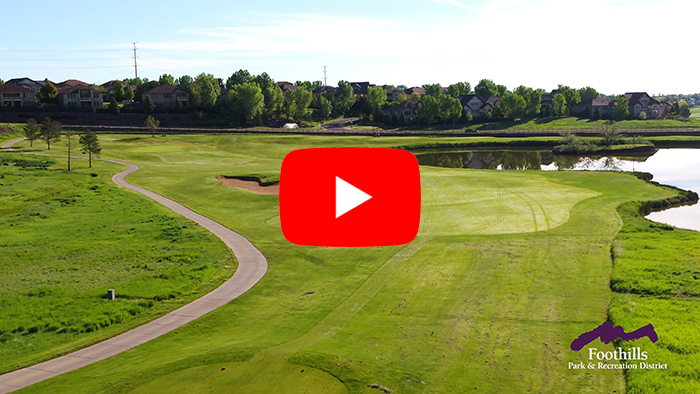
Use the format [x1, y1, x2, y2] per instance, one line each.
[5, 134, 685, 393]
[691, 107, 700, 119]
[0, 152, 232, 373]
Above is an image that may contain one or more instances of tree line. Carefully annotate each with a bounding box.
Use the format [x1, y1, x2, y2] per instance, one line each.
[22, 118, 102, 169]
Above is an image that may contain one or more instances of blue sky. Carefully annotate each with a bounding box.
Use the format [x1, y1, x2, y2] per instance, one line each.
[1, 0, 696, 95]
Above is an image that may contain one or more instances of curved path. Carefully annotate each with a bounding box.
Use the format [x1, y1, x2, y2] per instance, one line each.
[0, 138, 268, 393]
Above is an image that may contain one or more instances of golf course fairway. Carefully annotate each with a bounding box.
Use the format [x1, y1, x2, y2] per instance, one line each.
[4, 134, 683, 393]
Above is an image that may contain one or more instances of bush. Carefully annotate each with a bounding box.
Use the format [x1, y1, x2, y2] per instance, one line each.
[639, 111, 647, 120]
[553, 132, 595, 153]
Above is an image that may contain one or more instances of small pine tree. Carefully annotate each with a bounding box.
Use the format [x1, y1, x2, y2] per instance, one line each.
[23, 118, 40, 147]
[124, 86, 135, 100]
[592, 107, 601, 121]
[145, 116, 160, 138]
[40, 117, 61, 150]
[79, 130, 101, 168]
[109, 97, 120, 115]
[143, 95, 155, 113]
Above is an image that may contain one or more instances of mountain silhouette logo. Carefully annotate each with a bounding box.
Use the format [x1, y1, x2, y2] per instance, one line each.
[571, 321, 658, 351]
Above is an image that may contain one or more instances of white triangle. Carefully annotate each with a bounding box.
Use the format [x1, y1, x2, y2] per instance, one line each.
[336, 176, 372, 218]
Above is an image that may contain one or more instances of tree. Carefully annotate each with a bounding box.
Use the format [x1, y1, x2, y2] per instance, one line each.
[366, 86, 387, 120]
[36, 79, 59, 105]
[0, 79, 4, 85]
[474, 79, 499, 97]
[332, 80, 356, 116]
[553, 93, 566, 116]
[296, 81, 323, 91]
[422, 84, 443, 97]
[417, 95, 440, 125]
[111, 80, 125, 101]
[592, 107, 601, 120]
[158, 74, 175, 86]
[678, 100, 691, 118]
[79, 131, 101, 168]
[229, 82, 265, 125]
[448, 82, 471, 97]
[578, 86, 599, 102]
[438, 94, 463, 124]
[65, 130, 75, 172]
[601, 121, 624, 146]
[318, 95, 332, 120]
[40, 117, 61, 150]
[109, 97, 120, 115]
[285, 88, 313, 121]
[226, 69, 253, 90]
[135, 80, 159, 103]
[254, 72, 284, 117]
[145, 116, 160, 137]
[558, 85, 581, 114]
[514, 86, 543, 118]
[124, 77, 144, 87]
[143, 95, 155, 113]
[190, 73, 220, 109]
[177, 75, 193, 90]
[124, 86, 135, 100]
[463, 110, 473, 124]
[23, 118, 40, 147]
[500, 93, 527, 120]
[615, 96, 630, 120]
[496, 84, 508, 97]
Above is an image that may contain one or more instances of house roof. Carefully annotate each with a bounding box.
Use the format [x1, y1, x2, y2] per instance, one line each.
[277, 82, 297, 92]
[575, 98, 614, 107]
[350, 82, 372, 95]
[312, 86, 336, 95]
[622, 92, 660, 106]
[57, 84, 101, 95]
[485, 96, 502, 106]
[405, 87, 426, 95]
[384, 87, 402, 95]
[384, 101, 419, 112]
[0, 83, 35, 94]
[144, 84, 189, 95]
[459, 94, 486, 106]
[56, 79, 90, 88]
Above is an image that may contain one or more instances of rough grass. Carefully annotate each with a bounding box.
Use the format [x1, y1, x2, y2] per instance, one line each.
[6, 134, 682, 393]
[0, 153, 233, 373]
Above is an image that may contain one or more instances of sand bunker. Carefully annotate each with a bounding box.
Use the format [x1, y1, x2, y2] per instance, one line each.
[218, 176, 279, 195]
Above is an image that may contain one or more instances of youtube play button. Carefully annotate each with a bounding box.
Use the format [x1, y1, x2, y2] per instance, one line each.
[280, 148, 421, 247]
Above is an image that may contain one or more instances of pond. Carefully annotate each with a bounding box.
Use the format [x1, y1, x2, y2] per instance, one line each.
[416, 149, 700, 231]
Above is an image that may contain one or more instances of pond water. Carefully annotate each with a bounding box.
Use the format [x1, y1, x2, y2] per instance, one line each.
[416, 149, 700, 231]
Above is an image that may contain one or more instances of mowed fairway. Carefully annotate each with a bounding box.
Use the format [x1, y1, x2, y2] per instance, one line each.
[8, 135, 677, 393]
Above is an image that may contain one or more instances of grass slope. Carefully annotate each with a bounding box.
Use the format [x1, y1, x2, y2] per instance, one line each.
[0, 152, 232, 373]
[6, 134, 679, 393]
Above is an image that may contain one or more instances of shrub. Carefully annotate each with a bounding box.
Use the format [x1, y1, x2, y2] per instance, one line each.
[639, 111, 647, 120]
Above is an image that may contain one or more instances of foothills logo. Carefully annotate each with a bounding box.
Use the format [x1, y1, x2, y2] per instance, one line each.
[568, 321, 667, 370]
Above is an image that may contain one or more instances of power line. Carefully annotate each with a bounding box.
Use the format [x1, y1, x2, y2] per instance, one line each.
[0, 65, 133, 70]
[0, 49, 129, 53]
[0, 58, 131, 61]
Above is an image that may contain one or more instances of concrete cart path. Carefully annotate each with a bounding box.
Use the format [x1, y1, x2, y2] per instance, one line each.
[0, 138, 268, 393]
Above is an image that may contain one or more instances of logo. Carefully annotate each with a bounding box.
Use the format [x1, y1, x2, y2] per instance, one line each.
[279, 147, 421, 247]
[570, 321, 658, 351]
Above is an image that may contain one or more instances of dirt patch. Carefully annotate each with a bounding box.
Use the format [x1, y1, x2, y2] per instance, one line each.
[217, 176, 279, 195]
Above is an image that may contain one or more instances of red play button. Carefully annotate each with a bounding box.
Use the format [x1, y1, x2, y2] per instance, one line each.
[280, 148, 421, 247]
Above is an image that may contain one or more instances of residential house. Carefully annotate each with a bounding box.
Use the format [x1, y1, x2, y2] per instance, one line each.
[383, 101, 419, 122]
[405, 87, 426, 96]
[312, 86, 336, 98]
[349, 82, 372, 98]
[573, 98, 616, 118]
[383, 86, 403, 101]
[57, 82, 104, 108]
[276, 81, 297, 93]
[101, 80, 135, 101]
[540, 89, 560, 115]
[5, 77, 44, 92]
[459, 95, 501, 119]
[142, 84, 189, 108]
[0, 83, 36, 107]
[622, 92, 671, 118]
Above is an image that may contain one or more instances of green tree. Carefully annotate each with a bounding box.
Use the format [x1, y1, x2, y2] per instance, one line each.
[79, 130, 101, 168]
[678, 100, 691, 118]
[592, 106, 601, 120]
[318, 95, 332, 120]
[190, 73, 219, 109]
[226, 69, 253, 90]
[417, 95, 440, 124]
[438, 94, 463, 124]
[254, 72, 284, 117]
[23, 118, 40, 147]
[111, 80, 125, 101]
[40, 117, 61, 150]
[65, 130, 75, 172]
[500, 93, 527, 120]
[578, 86, 599, 101]
[0, 79, 4, 85]
[553, 93, 566, 116]
[124, 77, 144, 87]
[158, 74, 175, 86]
[143, 95, 155, 113]
[285, 88, 313, 121]
[109, 97, 120, 114]
[474, 79, 499, 97]
[615, 96, 630, 120]
[447, 82, 471, 97]
[332, 80, 356, 116]
[229, 82, 265, 125]
[422, 84, 443, 97]
[145, 115, 160, 137]
[366, 86, 387, 120]
[36, 79, 59, 105]
[600, 121, 623, 146]
[514, 86, 543, 118]
[496, 84, 508, 97]
[177, 75, 193, 90]
[558, 85, 581, 114]
[124, 86, 135, 100]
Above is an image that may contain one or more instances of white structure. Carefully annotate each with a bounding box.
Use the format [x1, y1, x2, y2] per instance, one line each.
[282, 123, 299, 129]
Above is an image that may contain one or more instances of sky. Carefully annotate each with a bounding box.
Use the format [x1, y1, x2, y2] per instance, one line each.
[1, 0, 698, 95]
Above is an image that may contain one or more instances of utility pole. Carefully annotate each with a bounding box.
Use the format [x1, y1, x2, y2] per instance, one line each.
[132, 42, 139, 78]
[323, 65, 327, 87]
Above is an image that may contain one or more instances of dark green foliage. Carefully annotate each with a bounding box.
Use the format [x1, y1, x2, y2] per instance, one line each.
[143, 95, 155, 113]
[615, 96, 630, 120]
[40, 117, 61, 150]
[111, 81, 125, 101]
[226, 69, 253, 90]
[23, 118, 40, 147]
[109, 97, 120, 115]
[79, 130, 101, 168]
[158, 74, 175, 86]
[124, 85, 135, 101]
[592, 107, 601, 120]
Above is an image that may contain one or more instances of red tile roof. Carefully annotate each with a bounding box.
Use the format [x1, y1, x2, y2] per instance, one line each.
[0, 83, 34, 94]
[144, 84, 188, 95]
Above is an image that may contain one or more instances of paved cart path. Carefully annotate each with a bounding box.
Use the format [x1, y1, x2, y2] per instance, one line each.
[0, 138, 268, 393]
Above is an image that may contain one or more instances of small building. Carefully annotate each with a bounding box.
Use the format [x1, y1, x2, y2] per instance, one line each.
[142, 84, 189, 108]
[573, 98, 616, 118]
[57, 83, 104, 108]
[622, 92, 671, 119]
[383, 101, 419, 122]
[312, 86, 336, 98]
[276, 81, 297, 93]
[282, 123, 299, 129]
[459, 95, 501, 119]
[405, 87, 426, 96]
[5, 77, 44, 92]
[349, 82, 372, 98]
[383, 86, 403, 101]
[0, 83, 36, 107]
[101, 80, 135, 101]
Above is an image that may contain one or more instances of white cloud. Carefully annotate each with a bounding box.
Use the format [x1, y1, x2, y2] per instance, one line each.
[428, 0, 481, 12]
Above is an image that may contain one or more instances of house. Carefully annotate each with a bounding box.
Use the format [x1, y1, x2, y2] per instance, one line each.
[142, 84, 189, 108]
[276, 81, 297, 93]
[383, 101, 419, 122]
[383, 86, 403, 101]
[459, 95, 501, 119]
[101, 80, 135, 101]
[405, 87, 426, 96]
[312, 86, 336, 98]
[622, 92, 671, 118]
[349, 82, 372, 98]
[540, 89, 560, 115]
[57, 83, 104, 108]
[5, 77, 44, 92]
[0, 83, 36, 107]
[573, 98, 616, 118]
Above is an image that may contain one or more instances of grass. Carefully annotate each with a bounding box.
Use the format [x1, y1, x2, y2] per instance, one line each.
[0, 151, 233, 374]
[3, 133, 689, 393]
[691, 107, 700, 119]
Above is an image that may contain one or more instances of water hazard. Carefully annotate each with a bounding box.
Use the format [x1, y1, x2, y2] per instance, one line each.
[416, 149, 700, 231]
